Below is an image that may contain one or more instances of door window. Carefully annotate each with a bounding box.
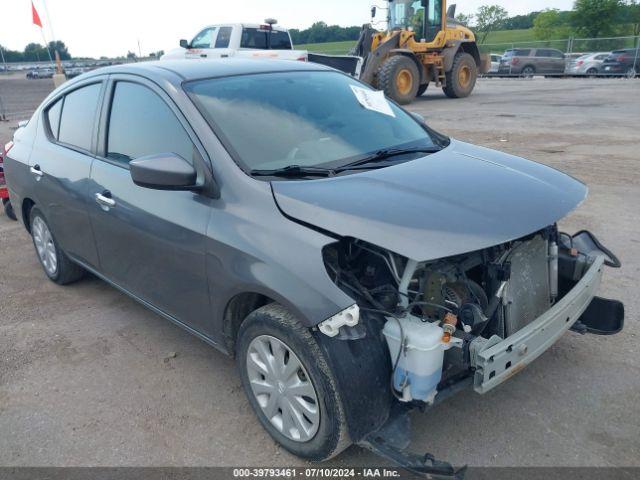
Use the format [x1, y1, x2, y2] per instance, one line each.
[215, 27, 233, 48]
[58, 83, 102, 151]
[106, 81, 195, 164]
[191, 28, 216, 49]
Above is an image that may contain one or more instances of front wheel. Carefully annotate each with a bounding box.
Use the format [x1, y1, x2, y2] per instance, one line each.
[376, 55, 420, 105]
[236, 304, 350, 461]
[30, 207, 84, 284]
[443, 52, 477, 98]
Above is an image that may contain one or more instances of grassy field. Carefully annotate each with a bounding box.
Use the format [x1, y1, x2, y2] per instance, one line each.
[297, 28, 542, 55]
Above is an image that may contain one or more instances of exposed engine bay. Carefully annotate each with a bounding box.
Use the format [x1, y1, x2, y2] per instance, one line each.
[322, 225, 623, 405]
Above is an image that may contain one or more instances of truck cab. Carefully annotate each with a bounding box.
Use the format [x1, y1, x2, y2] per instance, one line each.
[161, 23, 307, 62]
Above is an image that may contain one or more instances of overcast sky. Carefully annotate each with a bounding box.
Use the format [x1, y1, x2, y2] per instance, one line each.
[2, 0, 575, 58]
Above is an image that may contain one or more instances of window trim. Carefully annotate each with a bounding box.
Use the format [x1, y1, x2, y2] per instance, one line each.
[95, 74, 211, 177]
[42, 79, 106, 156]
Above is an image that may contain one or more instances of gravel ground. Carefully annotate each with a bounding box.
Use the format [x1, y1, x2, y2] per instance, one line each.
[0, 74, 638, 469]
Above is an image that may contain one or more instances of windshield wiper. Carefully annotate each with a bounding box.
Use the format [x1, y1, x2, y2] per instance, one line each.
[250, 165, 334, 178]
[334, 147, 441, 173]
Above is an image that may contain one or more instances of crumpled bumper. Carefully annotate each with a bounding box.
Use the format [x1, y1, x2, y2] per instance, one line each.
[471, 255, 605, 394]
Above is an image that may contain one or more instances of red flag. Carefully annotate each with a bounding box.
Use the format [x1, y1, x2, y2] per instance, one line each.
[32, 1, 43, 28]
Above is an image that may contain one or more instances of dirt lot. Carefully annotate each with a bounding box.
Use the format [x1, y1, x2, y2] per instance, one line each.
[0, 74, 639, 469]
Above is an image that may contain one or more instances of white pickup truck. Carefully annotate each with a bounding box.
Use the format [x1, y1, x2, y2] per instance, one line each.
[161, 22, 307, 62]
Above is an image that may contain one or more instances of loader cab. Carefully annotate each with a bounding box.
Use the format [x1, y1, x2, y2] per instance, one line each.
[388, 0, 444, 43]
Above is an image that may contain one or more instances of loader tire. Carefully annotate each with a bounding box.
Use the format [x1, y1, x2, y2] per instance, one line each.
[377, 55, 420, 105]
[443, 52, 477, 99]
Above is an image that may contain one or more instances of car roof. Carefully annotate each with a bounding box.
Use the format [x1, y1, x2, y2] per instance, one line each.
[82, 58, 332, 83]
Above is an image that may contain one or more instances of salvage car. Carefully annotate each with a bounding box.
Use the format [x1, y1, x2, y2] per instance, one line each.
[3, 59, 624, 476]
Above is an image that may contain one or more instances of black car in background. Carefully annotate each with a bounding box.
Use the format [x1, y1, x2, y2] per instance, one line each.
[601, 49, 640, 77]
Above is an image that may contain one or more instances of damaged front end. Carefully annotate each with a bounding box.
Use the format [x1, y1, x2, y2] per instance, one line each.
[318, 226, 623, 477]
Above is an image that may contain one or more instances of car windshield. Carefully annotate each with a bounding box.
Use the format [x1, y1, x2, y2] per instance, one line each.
[185, 71, 445, 173]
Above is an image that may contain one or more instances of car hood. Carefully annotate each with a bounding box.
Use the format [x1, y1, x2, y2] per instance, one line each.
[271, 139, 587, 261]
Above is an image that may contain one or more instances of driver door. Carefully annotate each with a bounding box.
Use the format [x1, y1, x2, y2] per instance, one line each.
[423, 0, 443, 43]
[88, 75, 213, 335]
[185, 27, 217, 59]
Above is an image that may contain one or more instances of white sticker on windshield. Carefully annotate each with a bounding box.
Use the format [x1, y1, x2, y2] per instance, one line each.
[350, 85, 396, 118]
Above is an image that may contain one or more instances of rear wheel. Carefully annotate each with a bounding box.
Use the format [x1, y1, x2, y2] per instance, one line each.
[586, 68, 598, 77]
[236, 304, 350, 460]
[443, 52, 477, 98]
[521, 65, 535, 77]
[2, 198, 17, 221]
[30, 207, 84, 284]
[376, 55, 420, 105]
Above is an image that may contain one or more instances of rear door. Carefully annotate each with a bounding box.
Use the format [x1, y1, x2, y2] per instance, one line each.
[28, 80, 105, 268]
[88, 75, 213, 334]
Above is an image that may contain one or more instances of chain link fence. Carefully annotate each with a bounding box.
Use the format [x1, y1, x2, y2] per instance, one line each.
[479, 35, 640, 77]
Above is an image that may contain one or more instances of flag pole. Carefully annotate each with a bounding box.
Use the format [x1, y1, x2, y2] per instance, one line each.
[39, 27, 55, 68]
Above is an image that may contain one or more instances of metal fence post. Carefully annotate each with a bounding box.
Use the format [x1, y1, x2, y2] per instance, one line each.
[634, 35, 639, 78]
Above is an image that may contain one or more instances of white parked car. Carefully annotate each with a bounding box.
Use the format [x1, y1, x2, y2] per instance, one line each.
[161, 22, 307, 62]
[488, 54, 501, 73]
[566, 52, 611, 76]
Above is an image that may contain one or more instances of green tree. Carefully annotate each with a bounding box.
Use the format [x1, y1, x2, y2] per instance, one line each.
[455, 12, 474, 26]
[572, 0, 622, 37]
[475, 5, 509, 43]
[533, 9, 573, 39]
[48, 40, 70, 60]
[626, 0, 640, 35]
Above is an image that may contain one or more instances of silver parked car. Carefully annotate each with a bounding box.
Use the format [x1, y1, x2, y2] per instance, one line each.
[566, 52, 610, 76]
[3, 59, 625, 475]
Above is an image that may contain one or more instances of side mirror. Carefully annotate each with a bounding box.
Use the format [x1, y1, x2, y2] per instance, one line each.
[371, 6, 377, 18]
[179, 39, 190, 49]
[410, 111, 426, 124]
[130, 153, 198, 191]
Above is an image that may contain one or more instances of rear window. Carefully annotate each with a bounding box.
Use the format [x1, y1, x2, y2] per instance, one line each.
[58, 83, 102, 151]
[240, 28, 292, 50]
[504, 49, 531, 57]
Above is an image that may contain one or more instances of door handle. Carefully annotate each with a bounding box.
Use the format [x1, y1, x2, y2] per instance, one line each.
[200, 54, 207, 58]
[30, 165, 43, 177]
[95, 191, 116, 209]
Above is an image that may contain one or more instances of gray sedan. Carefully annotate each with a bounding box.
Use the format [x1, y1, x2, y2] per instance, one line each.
[3, 59, 624, 475]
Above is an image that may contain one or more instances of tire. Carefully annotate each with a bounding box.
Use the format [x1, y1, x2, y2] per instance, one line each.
[376, 55, 420, 105]
[586, 68, 598, 77]
[236, 304, 350, 461]
[521, 65, 535, 78]
[29, 207, 84, 285]
[443, 52, 477, 99]
[416, 83, 428, 97]
[2, 198, 17, 221]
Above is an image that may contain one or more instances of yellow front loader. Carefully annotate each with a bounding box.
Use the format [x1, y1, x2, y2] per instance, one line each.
[310, 1, 488, 105]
